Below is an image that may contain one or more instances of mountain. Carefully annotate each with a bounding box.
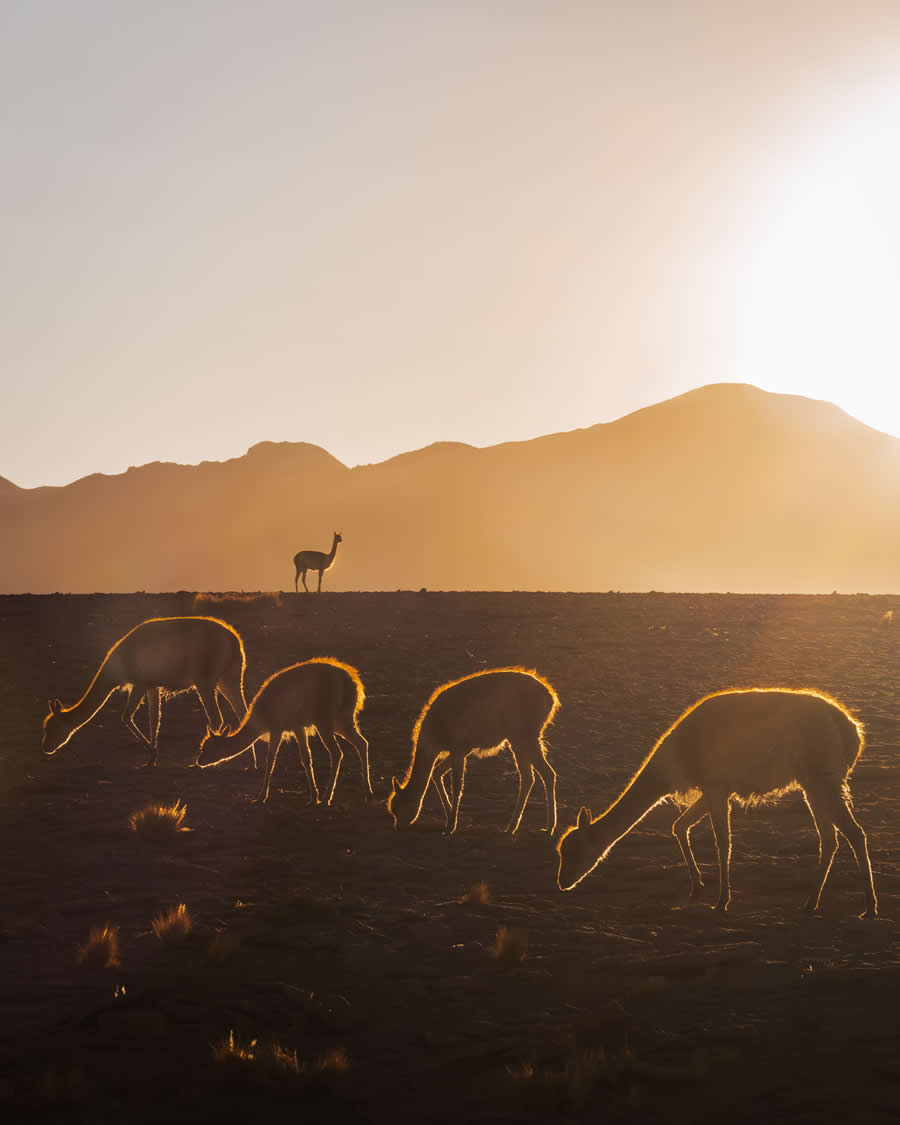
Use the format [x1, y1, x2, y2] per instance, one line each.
[4, 383, 900, 593]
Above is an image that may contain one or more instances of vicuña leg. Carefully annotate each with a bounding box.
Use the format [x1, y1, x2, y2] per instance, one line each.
[318, 729, 345, 806]
[446, 751, 469, 834]
[706, 793, 733, 911]
[505, 755, 531, 834]
[121, 684, 155, 762]
[335, 719, 373, 800]
[804, 779, 877, 918]
[293, 730, 319, 805]
[258, 731, 284, 804]
[432, 767, 452, 823]
[146, 688, 162, 755]
[801, 788, 840, 915]
[195, 680, 225, 735]
[672, 794, 709, 899]
[531, 750, 558, 834]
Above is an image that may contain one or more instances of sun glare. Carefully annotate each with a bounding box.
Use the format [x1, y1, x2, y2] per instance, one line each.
[735, 72, 900, 435]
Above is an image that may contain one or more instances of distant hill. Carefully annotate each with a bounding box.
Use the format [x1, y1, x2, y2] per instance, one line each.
[4, 383, 900, 593]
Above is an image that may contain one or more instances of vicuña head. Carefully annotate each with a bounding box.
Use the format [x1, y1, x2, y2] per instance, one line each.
[41, 617, 248, 767]
[556, 687, 877, 918]
[387, 667, 560, 835]
[196, 657, 371, 806]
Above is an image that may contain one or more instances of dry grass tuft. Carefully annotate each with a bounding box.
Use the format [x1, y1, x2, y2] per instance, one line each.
[505, 1047, 627, 1111]
[129, 800, 187, 843]
[212, 1029, 257, 1066]
[314, 1047, 350, 1075]
[193, 590, 282, 611]
[461, 881, 491, 904]
[152, 903, 193, 945]
[211, 1033, 349, 1092]
[77, 925, 120, 969]
[490, 924, 528, 964]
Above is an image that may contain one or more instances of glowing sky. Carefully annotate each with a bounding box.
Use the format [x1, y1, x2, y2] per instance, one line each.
[4, 1, 900, 489]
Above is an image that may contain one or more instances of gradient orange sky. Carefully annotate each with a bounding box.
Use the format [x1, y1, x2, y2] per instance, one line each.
[4, 1, 900, 489]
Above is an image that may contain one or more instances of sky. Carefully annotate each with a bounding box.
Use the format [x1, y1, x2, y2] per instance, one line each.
[4, 1, 900, 489]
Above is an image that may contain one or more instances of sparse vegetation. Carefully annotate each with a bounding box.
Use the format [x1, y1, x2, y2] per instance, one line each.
[211, 1033, 349, 1093]
[504, 1045, 638, 1112]
[193, 591, 282, 611]
[152, 903, 193, 945]
[77, 925, 120, 969]
[212, 1029, 257, 1066]
[461, 880, 491, 904]
[490, 924, 528, 964]
[129, 800, 187, 843]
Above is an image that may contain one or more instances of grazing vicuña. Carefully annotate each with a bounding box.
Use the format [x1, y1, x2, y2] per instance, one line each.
[41, 616, 248, 767]
[196, 657, 371, 805]
[556, 687, 877, 917]
[387, 667, 560, 835]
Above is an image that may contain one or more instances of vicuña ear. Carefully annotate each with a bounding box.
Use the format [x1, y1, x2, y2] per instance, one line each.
[390, 775, 400, 795]
[50, 698, 62, 715]
[576, 806, 592, 829]
[222, 723, 234, 736]
[204, 724, 215, 739]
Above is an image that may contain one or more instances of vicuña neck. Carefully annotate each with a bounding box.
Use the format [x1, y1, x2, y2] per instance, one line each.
[66, 660, 121, 727]
[589, 757, 669, 857]
[225, 707, 267, 750]
[403, 739, 444, 805]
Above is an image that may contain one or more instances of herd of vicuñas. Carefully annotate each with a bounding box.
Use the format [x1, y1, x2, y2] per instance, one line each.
[41, 614, 878, 918]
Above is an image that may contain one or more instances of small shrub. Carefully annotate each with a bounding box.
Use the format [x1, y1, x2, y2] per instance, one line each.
[461, 881, 491, 904]
[213, 1029, 257, 1065]
[129, 800, 187, 843]
[505, 1047, 626, 1111]
[211, 1034, 349, 1092]
[152, 903, 193, 945]
[314, 1047, 350, 1075]
[193, 591, 282, 611]
[491, 924, 528, 964]
[77, 925, 120, 969]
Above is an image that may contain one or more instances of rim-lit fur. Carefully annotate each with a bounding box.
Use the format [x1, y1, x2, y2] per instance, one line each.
[196, 657, 371, 806]
[41, 616, 248, 767]
[387, 667, 560, 835]
[556, 687, 877, 918]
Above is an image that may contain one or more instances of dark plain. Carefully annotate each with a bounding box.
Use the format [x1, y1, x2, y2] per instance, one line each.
[1, 591, 898, 1124]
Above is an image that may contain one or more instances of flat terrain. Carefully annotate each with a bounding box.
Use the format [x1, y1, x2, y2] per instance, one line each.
[0, 591, 898, 1123]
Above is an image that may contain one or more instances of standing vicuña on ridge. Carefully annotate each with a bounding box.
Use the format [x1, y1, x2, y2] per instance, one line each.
[293, 531, 342, 592]
[387, 668, 560, 835]
[41, 617, 249, 767]
[195, 657, 372, 805]
[556, 688, 878, 917]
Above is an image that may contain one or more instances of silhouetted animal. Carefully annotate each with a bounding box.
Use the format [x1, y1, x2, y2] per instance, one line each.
[293, 532, 342, 592]
[41, 617, 248, 767]
[387, 668, 560, 835]
[556, 688, 877, 917]
[196, 657, 371, 805]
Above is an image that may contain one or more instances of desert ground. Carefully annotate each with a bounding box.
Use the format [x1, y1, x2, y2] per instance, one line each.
[0, 591, 898, 1123]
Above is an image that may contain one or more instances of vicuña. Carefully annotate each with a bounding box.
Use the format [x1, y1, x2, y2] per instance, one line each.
[195, 657, 372, 805]
[293, 531, 342, 593]
[387, 667, 560, 835]
[41, 616, 248, 766]
[556, 687, 878, 917]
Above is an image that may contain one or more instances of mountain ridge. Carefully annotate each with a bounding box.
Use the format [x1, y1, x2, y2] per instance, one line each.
[4, 383, 900, 594]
